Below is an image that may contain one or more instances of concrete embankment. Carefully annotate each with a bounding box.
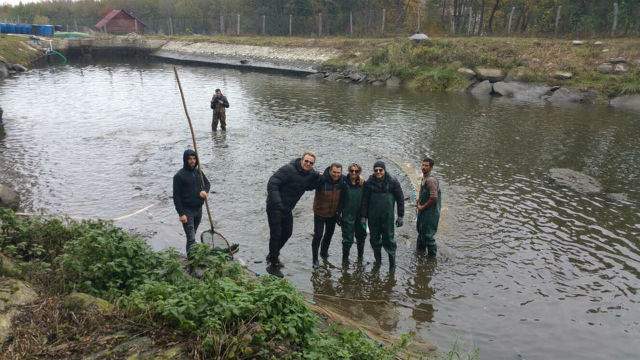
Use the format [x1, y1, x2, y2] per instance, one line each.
[59, 35, 336, 74]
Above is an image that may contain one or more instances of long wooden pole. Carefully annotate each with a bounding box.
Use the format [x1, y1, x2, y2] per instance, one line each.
[172, 66, 233, 256]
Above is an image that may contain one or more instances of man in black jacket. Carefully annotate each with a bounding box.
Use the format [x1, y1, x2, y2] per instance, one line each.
[173, 149, 211, 258]
[361, 161, 404, 269]
[266, 152, 321, 268]
[210, 88, 230, 132]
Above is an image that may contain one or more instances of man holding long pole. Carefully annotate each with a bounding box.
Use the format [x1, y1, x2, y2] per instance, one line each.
[173, 149, 210, 258]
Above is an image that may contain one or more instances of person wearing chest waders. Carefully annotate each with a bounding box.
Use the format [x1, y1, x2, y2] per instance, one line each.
[416, 157, 441, 257]
[266, 152, 321, 269]
[339, 163, 367, 265]
[311, 163, 345, 268]
[172, 149, 211, 258]
[361, 161, 405, 269]
[210, 88, 229, 132]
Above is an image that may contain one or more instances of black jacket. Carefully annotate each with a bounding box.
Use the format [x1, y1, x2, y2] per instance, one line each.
[361, 173, 405, 218]
[211, 94, 229, 111]
[267, 158, 321, 213]
[173, 149, 211, 216]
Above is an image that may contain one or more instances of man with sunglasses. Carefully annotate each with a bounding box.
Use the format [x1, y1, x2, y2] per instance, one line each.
[361, 161, 405, 269]
[340, 163, 367, 264]
[266, 152, 321, 269]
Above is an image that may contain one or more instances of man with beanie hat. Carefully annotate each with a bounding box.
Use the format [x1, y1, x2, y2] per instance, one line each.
[173, 149, 211, 258]
[210, 88, 229, 131]
[361, 160, 404, 269]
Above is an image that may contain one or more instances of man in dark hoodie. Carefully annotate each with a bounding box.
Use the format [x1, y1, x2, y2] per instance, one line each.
[266, 151, 321, 268]
[173, 149, 211, 258]
[361, 161, 404, 269]
[210, 88, 230, 132]
[311, 163, 344, 268]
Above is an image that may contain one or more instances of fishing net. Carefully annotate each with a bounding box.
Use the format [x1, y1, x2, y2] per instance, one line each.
[200, 229, 238, 254]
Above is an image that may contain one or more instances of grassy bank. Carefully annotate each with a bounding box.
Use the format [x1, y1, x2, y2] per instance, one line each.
[154, 34, 640, 98]
[1, 209, 472, 359]
[0, 34, 43, 65]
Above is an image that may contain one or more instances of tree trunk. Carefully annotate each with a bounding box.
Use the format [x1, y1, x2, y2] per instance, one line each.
[487, 0, 500, 33]
[477, 0, 485, 35]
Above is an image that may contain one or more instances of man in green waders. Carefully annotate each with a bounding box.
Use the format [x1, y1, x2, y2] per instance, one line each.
[361, 161, 405, 269]
[340, 163, 367, 264]
[416, 157, 441, 257]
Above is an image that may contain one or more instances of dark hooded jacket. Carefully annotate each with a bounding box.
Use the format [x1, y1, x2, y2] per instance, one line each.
[267, 158, 321, 213]
[361, 173, 405, 218]
[211, 94, 229, 113]
[313, 166, 346, 218]
[173, 149, 211, 216]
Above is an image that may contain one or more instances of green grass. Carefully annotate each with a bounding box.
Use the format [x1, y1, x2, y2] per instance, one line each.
[0, 34, 42, 65]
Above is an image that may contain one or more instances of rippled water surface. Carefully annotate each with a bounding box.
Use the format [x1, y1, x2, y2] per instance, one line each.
[1, 62, 639, 359]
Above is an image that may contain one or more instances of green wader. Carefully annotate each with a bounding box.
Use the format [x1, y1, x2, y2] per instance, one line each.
[417, 176, 442, 255]
[341, 185, 367, 258]
[368, 192, 397, 257]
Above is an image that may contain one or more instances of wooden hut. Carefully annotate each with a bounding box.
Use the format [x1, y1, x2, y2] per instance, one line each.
[95, 9, 146, 34]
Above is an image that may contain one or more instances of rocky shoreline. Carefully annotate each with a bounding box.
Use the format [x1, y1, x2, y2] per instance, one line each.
[311, 65, 640, 113]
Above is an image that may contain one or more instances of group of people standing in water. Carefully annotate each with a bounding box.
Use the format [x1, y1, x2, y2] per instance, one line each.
[265, 152, 441, 272]
[172, 89, 441, 275]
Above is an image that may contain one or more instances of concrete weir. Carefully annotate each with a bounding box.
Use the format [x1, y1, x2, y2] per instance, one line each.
[59, 36, 324, 75]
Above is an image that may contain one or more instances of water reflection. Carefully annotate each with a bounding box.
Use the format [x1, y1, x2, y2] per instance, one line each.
[0, 62, 639, 360]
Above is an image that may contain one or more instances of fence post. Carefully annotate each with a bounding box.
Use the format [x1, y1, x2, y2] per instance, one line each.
[611, 2, 619, 37]
[237, 14, 240, 35]
[554, 6, 561, 36]
[74, 19, 78, 32]
[220, 15, 224, 34]
[350, 11, 353, 36]
[169, 17, 174, 36]
[507, 6, 515, 35]
[262, 14, 266, 35]
[318, 13, 322, 37]
[289, 14, 292, 36]
[381, 8, 386, 35]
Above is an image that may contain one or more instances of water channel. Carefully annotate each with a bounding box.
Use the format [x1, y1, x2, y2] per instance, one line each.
[0, 61, 639, 359]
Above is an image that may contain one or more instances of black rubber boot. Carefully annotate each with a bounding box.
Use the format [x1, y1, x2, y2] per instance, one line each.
[342, 245, 351, 265]
[356, 241, 365, 262]
[388, 252, 396, 269]
[373, 248, 382, 266]
[312, 239, 320, 268]
[320, 238, 331, 260]
[427, 245, 437, 258]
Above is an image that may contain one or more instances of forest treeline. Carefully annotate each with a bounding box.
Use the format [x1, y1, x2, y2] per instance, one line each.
[1, 0, 639, 37]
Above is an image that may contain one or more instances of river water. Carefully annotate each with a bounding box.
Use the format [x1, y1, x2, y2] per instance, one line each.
[1, 62, 639, 359]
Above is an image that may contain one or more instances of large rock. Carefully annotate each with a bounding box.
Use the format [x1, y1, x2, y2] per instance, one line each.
[0, 62, 8, 79]
[552, 71, 573, 80]
[347, 71, 366, 83]
[597, 63, 613, 74]
[0, 278, 39, 342]
[409, 33, 430, 43]
[547, 168, 603, 194]
[64, 292, 114, 314]
[457, 67, 476, 79]
[10, 64, 27, 73]
[469, 80, 493, 97]
[546, 88, 596, 104]
[609, 95, 640, 113]
[613, 63, 629, 74]
[492, 81, 552, 101]
[0, 183, 20, 210]
[475, 68, 505, 82]
[571, 40, 585, 46]
[386, 76, 401, 88]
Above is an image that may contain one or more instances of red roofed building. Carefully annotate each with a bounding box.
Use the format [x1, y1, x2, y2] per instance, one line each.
[96, 9, 146, 34]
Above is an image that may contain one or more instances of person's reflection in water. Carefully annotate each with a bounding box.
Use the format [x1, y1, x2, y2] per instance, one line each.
[212, 130, 228, 148]
[364, 268, 399, 332]
[405, 256, 437, 325]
